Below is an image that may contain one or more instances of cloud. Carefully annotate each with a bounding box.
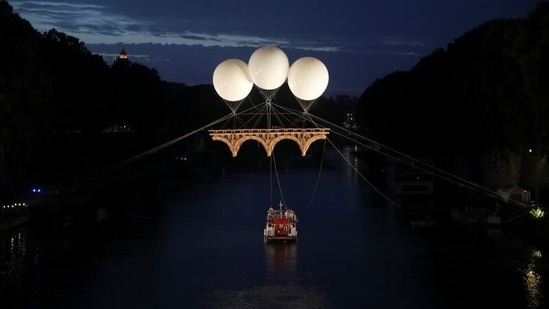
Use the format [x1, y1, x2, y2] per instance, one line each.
[11, 0, 423, 56]
[13, 0, 534, 97]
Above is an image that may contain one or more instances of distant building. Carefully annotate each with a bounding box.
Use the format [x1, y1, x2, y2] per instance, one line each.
[335, 95, 360, 131]
[118, 46, 128, 60]
[112, 46, 130, 67]
[102, 122, 134, 134]
[343, 111, 358, 130]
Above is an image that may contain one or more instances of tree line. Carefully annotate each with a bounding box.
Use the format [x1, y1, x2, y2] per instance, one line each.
[0, 1, 343, 191]
[3, 0, 548, 197]
[357, 2, 549, 194]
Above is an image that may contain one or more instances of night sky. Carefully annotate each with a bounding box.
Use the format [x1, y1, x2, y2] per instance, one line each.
[10, 0, 542, 98]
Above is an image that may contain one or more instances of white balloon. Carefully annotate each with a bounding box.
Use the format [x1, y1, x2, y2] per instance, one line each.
[248, 46, 289, 90]
[287, 57, 329, 101]
[213, 59, 253, 102]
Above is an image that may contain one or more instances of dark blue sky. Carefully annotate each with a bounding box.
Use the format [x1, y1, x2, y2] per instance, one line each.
[10, 0, 542, 98]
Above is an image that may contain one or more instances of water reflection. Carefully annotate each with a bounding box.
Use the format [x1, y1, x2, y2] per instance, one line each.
[205, 284, 329, 308]
[520, 248, 544, 309]
[264, 243, 297, 282]
[0, 228, 37, 304]
[206, 243, 329, 308]
[1, 231, 27, 275]
[342, 145, 361, 184]
[3, 148, 549, 308]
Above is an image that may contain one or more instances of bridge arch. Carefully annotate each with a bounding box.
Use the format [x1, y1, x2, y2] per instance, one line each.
[234, 135, 269, 157]
[209, 128, 330, 157]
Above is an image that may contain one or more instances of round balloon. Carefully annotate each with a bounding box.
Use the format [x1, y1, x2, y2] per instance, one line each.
[212, 58, 253, 102]
[248, 46, 289, 90]
[287, 57, 329, 101]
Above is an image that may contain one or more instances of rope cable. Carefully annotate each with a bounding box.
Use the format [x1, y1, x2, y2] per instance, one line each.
[83, 89, 531, 223]
[304, 138, 327, 210]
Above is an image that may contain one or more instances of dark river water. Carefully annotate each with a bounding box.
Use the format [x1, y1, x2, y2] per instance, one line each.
[1, 146, 548, 308]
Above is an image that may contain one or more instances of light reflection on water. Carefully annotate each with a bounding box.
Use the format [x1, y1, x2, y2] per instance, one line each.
[206, 243, 330, 308]
[521, 248, 544, 309]
[264, 243, 297, 282]
[0, 148, 549, 308]
[205, 284, 329, 309]
[0, 228, 39, 304]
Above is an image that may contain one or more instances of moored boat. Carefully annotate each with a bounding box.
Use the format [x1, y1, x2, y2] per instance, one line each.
[263, 201, 298, 243]
[451, 204, 502, 227]
[409, 216, 437, 229]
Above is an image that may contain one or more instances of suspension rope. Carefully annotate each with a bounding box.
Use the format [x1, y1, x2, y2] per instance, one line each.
[300, 108, 399, 209]
[271, 153, 288, 208]
[307, 112, 531, 211]
[105, 112, 235, 173]
[85, 93, 532, 222]
[270, 153, 273, 206]
[269, 101, 531, 214]
[304, 138, 327, 210]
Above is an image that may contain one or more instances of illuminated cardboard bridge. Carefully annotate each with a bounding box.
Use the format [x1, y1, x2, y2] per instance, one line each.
[208, 128, 330, 157]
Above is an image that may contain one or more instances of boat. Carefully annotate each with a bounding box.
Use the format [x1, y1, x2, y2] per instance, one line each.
[263, 201, 298, 243]
[451, 204, 502, 227]
[409, 216, 437, 229]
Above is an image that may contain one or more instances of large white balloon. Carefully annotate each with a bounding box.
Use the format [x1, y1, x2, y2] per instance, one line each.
[213, 59, 253, 102]
[248, 46, 289, 90]
[287, 57, 329, 101]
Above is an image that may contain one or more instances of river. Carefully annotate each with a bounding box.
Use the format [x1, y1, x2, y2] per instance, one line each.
[0, 146, 547, 308]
